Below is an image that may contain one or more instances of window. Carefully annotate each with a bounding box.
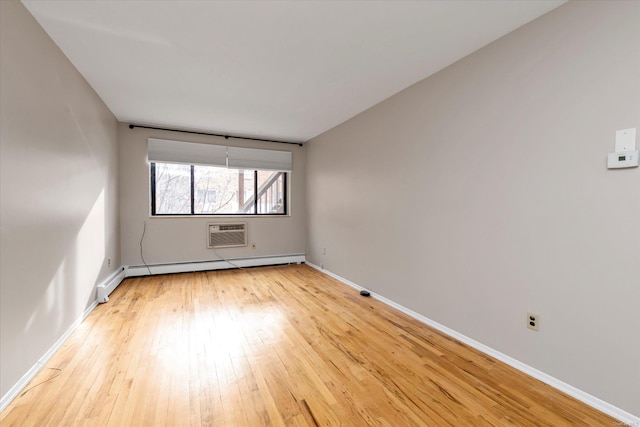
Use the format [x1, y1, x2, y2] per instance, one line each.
[147, 138, 292, 216]
[151, 163, 287, 216]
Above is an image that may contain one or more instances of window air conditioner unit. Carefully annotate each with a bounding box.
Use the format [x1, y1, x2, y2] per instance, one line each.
[207, 222, 247, 248]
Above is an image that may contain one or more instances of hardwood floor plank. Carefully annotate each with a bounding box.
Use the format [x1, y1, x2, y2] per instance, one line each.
[0, 265, 620, 426]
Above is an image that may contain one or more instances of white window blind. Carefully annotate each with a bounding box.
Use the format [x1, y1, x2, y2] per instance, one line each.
[227, 146, 292, 172]
[148, 138, 227, 167]
[147, 138, 292, 172]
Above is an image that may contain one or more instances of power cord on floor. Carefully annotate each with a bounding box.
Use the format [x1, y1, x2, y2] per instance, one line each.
[20, 368, 62, 397]
[140, 221, 153, 276]
[211, 247, 243, 270]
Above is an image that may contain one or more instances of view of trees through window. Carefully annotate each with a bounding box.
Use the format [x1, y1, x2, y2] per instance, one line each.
[152, 163, 286, 215]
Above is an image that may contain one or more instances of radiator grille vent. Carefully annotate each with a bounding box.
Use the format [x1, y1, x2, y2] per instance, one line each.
[207, 223, 247, 248]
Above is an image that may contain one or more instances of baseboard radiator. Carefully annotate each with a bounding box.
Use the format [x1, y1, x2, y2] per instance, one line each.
[124, 254, 305, 278]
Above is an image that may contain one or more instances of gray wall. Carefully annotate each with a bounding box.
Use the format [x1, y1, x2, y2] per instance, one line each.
[119, 124, 306, 267]
[306, 1, 639, 415]
[0, 2, 120, 398]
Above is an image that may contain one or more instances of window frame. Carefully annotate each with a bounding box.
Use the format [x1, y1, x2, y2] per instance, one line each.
[150, 162, 288, 217]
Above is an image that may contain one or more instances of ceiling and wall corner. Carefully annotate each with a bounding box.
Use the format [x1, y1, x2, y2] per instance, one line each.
[21, 0, 565, 143]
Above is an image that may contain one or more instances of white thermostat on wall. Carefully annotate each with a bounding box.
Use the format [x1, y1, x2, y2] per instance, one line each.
[607, 151, 639, 168]
[607, 128, 638, 169]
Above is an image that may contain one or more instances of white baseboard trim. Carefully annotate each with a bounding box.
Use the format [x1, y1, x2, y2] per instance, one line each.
[1, 268, 127, 413]
[124, 254, 306, 277]
[96, 267, 126, 303]
[306, 262, 639, 425]
[1, 299, 94, 413]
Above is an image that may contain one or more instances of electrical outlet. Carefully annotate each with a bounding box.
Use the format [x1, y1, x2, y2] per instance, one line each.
[322, 248, 326, 255]
[527, 312, 539, 331]
[107, 257, 112, 266]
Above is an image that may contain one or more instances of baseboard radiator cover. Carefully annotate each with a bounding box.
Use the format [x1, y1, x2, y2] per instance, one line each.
[305, 262, 639, 426]
[96, 267, 126, 303]
[125, 254, 305, 277]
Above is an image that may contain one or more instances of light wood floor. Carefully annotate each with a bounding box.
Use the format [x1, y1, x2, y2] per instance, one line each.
[1, 264, 618, 426]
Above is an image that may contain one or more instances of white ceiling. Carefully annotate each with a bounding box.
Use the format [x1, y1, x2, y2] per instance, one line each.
[22, 0, 565, 143]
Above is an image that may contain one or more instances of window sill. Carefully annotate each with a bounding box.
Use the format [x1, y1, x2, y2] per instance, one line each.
[149, 214, 291, 219]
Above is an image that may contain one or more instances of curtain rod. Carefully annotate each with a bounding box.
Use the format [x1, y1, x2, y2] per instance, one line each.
[128, 124, 304, 147]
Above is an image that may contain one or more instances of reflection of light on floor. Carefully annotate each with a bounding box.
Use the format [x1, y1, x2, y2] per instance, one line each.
[153, 306, 285, 385]
[210, 307, 285, 357]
